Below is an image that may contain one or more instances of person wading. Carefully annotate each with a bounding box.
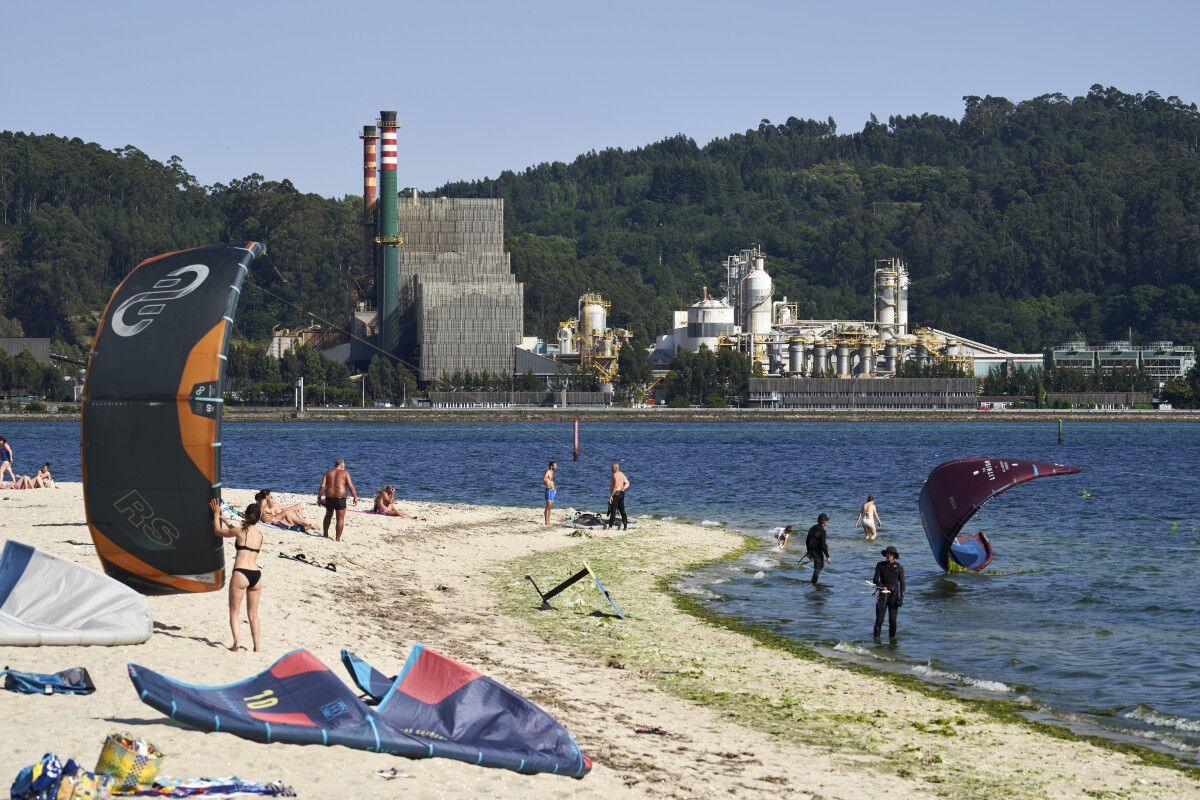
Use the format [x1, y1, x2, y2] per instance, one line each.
[872, 545, 906, 639]
[856, 495, 882, 541]
[805, 513, 831, 584]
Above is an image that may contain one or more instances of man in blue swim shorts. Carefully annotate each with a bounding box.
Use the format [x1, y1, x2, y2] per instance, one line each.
[543, 460, 557, 526]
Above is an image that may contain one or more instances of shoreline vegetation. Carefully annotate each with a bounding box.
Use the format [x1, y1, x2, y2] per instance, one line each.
[1, 486, 1197, 798]
[500, 527, 1200, 799]
[2, 407, 1200, 424]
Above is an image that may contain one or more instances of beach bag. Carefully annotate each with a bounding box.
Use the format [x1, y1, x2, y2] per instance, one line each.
[93, 735, 163, 791]
[3, 668, 95, 696]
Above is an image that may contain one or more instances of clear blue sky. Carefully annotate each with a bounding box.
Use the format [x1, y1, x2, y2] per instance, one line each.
[3, 0, 1197, 198]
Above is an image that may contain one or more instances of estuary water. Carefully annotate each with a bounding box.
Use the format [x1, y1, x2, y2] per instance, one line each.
[8, 419, 1200, 759]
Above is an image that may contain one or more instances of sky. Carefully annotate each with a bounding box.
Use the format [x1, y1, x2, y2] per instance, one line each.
[3, 0, 1198, 198]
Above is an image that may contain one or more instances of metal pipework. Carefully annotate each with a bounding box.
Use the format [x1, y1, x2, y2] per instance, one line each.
[836, 343, 851, 378]
[858, 344, 874, 377]
[788, 336, 804, 375]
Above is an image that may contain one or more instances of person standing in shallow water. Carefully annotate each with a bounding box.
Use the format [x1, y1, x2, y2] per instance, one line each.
[873, 545, 905, 639]
[856, 495, 882, 541]
[805, 513, 831, 584]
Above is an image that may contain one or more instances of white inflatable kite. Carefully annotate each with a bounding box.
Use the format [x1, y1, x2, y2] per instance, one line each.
[0, 541, 152, 645]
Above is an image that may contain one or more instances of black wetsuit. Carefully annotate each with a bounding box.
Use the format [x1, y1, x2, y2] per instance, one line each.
[872, 559, 906, 637]
[607, 490, 628, 530]
[805, 523, 829, 584]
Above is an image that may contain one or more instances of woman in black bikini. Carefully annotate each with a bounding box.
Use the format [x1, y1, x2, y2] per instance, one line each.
[209, 499, 264, 652]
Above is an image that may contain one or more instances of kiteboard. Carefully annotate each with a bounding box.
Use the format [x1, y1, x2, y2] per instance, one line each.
[525, 560, 625, 619]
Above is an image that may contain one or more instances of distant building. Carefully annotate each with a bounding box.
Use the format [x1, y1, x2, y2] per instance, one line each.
[268, 326, 340, 358]
[0, 338, 51, 364]
[394, 197, 523, 382]
[746, 377, 978, 410]
[1044, 340, 1195, 386]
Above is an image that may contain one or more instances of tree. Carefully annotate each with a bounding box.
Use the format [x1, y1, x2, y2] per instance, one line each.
[1160, 376, 1195, 408]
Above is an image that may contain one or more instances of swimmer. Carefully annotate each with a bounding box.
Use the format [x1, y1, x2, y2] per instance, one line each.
[856, 496, 882, 541]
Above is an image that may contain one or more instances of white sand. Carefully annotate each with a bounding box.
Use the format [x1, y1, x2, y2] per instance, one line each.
[0, 484, 1196, 799]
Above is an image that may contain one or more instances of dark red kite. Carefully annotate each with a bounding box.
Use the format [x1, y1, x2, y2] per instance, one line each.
[919, 458, 1082, 572]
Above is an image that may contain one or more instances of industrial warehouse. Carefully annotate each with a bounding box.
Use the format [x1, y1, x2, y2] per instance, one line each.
[317, 110, 1192, 411]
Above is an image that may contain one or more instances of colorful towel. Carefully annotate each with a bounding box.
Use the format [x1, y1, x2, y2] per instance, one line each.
[115, 776, 296, 796]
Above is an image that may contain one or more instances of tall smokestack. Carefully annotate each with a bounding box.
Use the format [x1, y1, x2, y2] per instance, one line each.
[360, 125, 378, 281]
[377, 111, 401, 353]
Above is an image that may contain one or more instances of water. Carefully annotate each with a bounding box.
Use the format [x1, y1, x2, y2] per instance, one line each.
[6, 420, 1200, 759]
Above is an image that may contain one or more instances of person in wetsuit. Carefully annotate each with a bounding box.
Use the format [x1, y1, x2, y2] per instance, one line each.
[210, 499, 265, 652]
[872, 545, 906, 639]
[805, 513, 831, 584]
[607, 462, 630, 530]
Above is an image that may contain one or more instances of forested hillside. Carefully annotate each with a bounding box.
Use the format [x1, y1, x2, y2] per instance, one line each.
[2, 85, 1199, 358]
[447, 85, 1200, 352]
[0, 133, 359, 350]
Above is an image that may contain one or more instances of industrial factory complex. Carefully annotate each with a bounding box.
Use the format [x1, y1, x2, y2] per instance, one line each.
[306, 110, 1196, 409]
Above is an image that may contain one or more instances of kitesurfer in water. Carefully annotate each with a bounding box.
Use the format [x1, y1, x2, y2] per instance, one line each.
[805, 514, 831, 584]
[256, 489, 316, 532]
[543, 461, 557, 526]
[856, 496, 882, 541]
[0, 437, 14, 484]
[872, 545, 905, 639]
[317, 459, 359, 542]
[210, 499, 264, 652]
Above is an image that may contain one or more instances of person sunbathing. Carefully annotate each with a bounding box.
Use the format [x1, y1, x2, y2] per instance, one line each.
[0, 475, 35, 490]
[255, 489, 317, 532]
[31, 464, 55, 489]
[372, 486, 424, 520]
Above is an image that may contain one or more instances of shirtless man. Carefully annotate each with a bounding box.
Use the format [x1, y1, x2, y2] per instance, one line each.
[543, 461, 557, 526]
[317, 459, 358, 542]
[607, 462, 631, 530]
[856, 495, 882, 541]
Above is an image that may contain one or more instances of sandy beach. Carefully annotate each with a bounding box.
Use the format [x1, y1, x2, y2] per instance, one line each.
[0, 483, 1197, 799]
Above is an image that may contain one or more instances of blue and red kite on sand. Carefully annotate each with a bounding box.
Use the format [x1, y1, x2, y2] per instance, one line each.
[129, 645, 590, 778]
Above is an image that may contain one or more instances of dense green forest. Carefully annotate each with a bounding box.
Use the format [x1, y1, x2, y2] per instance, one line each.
[2, 85, 1199, 366]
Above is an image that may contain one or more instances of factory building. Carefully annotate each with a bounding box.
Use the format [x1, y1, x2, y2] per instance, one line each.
[356, 112, 523, 382]
[1044, 340, 1196, 386]
[652, 249, 1037, 380]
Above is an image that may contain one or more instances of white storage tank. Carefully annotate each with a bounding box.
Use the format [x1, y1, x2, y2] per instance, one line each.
[557, 324, 576, 355]
[686, 297, 735, 352]
[579, 294, 607, 340]
[740, 259, 773, 340]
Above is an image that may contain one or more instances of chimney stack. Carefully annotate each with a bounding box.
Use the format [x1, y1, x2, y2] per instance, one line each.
[376, 111, 402, 353]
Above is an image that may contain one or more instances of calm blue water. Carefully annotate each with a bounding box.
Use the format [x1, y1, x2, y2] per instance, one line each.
[6, 420, 1200, 758]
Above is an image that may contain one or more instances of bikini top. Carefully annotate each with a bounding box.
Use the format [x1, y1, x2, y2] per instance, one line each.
[234, 543, 260, 553]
